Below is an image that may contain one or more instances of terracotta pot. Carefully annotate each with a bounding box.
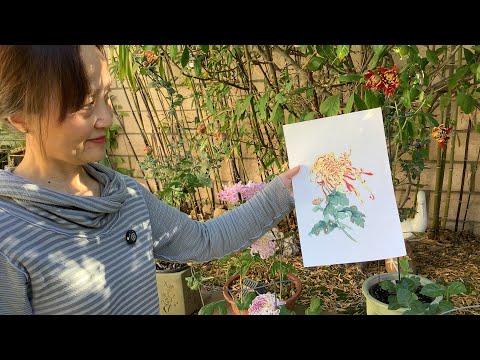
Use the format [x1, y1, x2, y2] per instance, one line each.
[222, 273, 302, 315]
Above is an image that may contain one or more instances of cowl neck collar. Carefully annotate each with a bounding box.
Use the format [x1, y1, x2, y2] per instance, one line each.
[0, 163, 127, 229]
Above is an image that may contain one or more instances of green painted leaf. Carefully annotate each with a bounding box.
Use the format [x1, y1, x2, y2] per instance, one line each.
[320, 95, 340, 117]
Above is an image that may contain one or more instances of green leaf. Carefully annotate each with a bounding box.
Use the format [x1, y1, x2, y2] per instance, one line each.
[402, 88, 412, 109]
[198, 300, 227, 315]
[157, 59, 165, 80]
[464, 48, 474, 64]
[194, 58, 202, 77]
[169, 45, 177, 60]
[336, 45, 350, 61]
[438, 300, 455, 314]
[181, 47, 190, 68]
[307, 56, 324, 72]
[354, 94, 367, 111]
[426, 49, 439, 65]
[319, 95, 340, 117]
[446, 281, 467, 296]
[460, 94, 475, 114]
[305, 296, 323, 315]
[199, 45, 209, 54]
[396, 287, 417, 308]
[303, 111, 317, 121]
[365, 89, 379, 109]
[448, 65, 469, 90]
[338, 74, 364, 83]
[420, 283, 445, 298]
[344, 93, 354, 114]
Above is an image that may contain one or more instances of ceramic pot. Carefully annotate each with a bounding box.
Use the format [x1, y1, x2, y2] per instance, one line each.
[361, 272, 442, 315]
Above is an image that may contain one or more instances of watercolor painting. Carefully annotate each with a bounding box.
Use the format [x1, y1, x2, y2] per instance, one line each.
[283, 108, 406, 267]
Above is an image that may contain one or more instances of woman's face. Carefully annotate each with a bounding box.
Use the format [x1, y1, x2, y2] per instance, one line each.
[39, 45, 114, 166]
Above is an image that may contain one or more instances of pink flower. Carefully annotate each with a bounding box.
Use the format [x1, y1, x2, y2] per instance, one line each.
[217, 181, 266, 205]
[248, 292, 286, 315]
[250, 233, 276, 259]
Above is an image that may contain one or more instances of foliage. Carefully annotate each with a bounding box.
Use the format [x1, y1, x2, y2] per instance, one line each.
[378, 258, 467, 315]
[110, 45, 480, 231]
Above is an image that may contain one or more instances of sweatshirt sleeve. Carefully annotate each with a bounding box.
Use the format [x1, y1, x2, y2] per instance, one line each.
[0, 253, 33, 315]
[137, 176, 295, 263]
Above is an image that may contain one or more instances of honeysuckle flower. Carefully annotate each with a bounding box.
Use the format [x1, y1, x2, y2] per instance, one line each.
[248, 292, 286, 315]
[432, 123, 453, 150]
[364, 65, 399, 98]
[250, 233, 276, 259]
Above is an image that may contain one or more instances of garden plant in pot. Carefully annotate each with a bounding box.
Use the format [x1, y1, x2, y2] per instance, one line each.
[186, 180, 306, 315]
[362, 257, 467, 315]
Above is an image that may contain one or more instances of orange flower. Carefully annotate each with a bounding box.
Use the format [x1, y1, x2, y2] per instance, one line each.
[364, 65, 399, 98]
[144, 50, 159, 65]
[432, 124, 452, 150]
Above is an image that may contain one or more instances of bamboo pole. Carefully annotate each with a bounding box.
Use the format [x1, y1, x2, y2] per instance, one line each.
[441, 46, 463, 231]
[455, 119, 472, 232]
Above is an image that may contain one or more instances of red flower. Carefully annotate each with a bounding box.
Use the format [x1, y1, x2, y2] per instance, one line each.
[364, 65, 399, 98]
[432, 124, 453, 150]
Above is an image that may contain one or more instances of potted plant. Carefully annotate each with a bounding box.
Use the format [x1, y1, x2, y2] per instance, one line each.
[362, 257, 467, 315]
[186, 180, 304, 315]
[155, 260, 203, 315]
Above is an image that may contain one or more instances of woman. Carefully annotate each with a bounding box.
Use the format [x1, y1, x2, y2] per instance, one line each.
[0, 45, 300, 314]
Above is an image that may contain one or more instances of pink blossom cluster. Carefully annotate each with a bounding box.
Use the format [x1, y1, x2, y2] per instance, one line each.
[250, 233, 276, 259]
[248, 292, 286, 315]
[217, 181, 266, 205]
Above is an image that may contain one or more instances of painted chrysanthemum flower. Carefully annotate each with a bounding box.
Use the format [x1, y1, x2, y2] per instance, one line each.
[310, 149, 374, 203]
[250, 233, 276, 259]
[248, 292, 286, 315]
[364, 65, 399, 98]
[432, 123, 453, 150]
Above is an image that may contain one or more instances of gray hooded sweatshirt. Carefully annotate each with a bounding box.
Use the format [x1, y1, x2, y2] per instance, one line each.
[0, 163, 294, 314]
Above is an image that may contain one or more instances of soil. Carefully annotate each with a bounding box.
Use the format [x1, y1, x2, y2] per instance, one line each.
[197, 228, 480, 314]
[369, 283, 435, 305]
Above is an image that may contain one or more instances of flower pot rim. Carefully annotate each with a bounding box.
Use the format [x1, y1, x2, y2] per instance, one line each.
[362, 272, 442, 311]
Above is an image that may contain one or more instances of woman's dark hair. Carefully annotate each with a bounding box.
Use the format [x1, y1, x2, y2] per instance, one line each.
[0, 45, 105, 122]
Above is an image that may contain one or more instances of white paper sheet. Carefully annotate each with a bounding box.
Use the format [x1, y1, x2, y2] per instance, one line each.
[283, 108, 406, 267]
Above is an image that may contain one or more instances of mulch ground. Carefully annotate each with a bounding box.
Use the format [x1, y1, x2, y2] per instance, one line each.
[196, 229, 480, 315]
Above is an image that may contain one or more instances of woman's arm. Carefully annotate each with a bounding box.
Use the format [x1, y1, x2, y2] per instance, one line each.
[138, 176, 295, 263]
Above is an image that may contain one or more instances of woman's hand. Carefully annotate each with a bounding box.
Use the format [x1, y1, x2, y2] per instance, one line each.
[278, 165, 300, 196]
